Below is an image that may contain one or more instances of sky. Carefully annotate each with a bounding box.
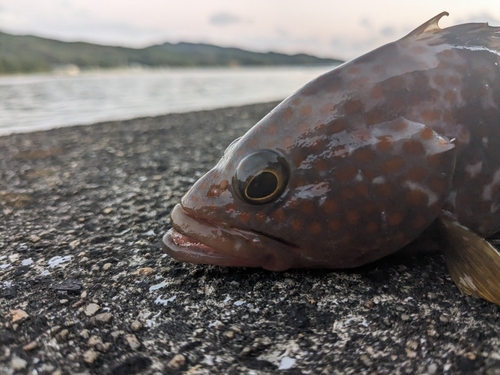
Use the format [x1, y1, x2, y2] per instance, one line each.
[1, 0, 500, 60]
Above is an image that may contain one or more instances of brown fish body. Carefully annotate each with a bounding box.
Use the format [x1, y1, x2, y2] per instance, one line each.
[163, 12, 500, 273]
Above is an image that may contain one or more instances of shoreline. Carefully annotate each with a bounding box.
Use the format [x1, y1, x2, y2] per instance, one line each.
[1, 101, 499, 374]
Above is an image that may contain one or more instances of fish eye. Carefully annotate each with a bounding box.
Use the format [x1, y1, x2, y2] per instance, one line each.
[233, 150, 289, 204]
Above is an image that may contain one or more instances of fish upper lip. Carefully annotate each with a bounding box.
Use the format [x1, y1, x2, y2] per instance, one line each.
[162, 204, 300, 270]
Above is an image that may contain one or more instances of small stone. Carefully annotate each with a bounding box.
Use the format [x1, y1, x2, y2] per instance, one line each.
[102, 263, 112, 271]
[30, 235, 41, 243]
[23, 341, 38, 351]
[401, 314, 410, 321]
[80, 329, 90, 339]
[110, 330, 123, 339]
[9, 309, 29, 323]
[83, 349, 99, 364]
[125, 334, 140, 350]
[103, 207, 113, 214]
[57, 329, 69, 341]
[428, 292, 437, 299]
[85, 303, 100, 317]
[406, 339, 418, 350]
[224, 330, 234, 339]
[428, 363, 438, 374]
[406, 348, 417, 358]
[51, 326, 62, 335]
[60, 299, 68, 304]
[168, 354, 186, 370]
[92, 312, 113, 325]
[11, 356, 27, 370]
[439, 315, 449, 323]
[69, 240, 80, 249]
[130, 320, 142, 332]
[88, 335, 103, 347]
[133, 267, 154, 276]
[360, 354, 372, 367]
[81, 291, 88, 299]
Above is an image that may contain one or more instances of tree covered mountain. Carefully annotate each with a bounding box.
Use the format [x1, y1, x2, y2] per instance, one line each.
[0, 31, 342, 74]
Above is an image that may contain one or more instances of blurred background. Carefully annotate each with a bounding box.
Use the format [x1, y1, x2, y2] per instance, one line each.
[0, 0, 499, 134]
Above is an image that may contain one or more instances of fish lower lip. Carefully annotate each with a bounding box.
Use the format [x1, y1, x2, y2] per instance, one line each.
[161, 204, 298, 270]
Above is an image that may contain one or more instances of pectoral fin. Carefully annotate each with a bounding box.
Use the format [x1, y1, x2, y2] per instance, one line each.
[438, 213, 500, 305]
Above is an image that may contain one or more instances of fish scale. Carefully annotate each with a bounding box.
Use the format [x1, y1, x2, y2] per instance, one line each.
[163, 12, 500, 306]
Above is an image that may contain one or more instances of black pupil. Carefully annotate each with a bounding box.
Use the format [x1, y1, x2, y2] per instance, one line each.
[247, 172, 278, 199]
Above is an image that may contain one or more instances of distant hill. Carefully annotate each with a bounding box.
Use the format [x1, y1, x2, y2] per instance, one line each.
[0, 31, 343, 74]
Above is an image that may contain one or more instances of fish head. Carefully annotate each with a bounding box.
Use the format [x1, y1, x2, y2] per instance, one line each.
[163, 83, 457, 270]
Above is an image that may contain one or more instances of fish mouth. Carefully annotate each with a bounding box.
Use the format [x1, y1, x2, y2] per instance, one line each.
[162, 204, 299, 271]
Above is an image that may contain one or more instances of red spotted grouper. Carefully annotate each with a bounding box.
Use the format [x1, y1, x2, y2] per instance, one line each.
[163, 12, 500, 305]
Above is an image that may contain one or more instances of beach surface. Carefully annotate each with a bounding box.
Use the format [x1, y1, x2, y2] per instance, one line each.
[1, 102, 499, 374]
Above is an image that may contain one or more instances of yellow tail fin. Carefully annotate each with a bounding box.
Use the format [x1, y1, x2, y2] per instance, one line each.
[438, 214, 500, 306]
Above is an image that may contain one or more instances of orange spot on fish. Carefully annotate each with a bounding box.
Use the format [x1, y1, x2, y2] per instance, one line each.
[376, 136, 393, 151]
[301, 201, 316, 215]
[341, 188, 356, 200]
[313, 158, 329, 172]
[380, 157, 404, 174]
[224, 203, 237, 212]
[402, 139, 425, 155]
[292, 98, 301, 106]
[328, 220, 342, 231]
[444, 90, 456, 102]
[389, 119, 409, 132]
[355, 183, 369, 196]
[348, 66, 361, 75]
[239, 212, 251, 224]
[320, 103, 334, 116]
[433, 75, 445, 86]
[354, 148, 376, 163]
[335, 165, 358, 181]
[429, 177, 447, 193]
[405, 190, 428, 206]
[282, 108, 294, 121]
[300, 105, 312, 116]
[370, 85, 384, 99]
[322, 199, 338, 214]
[291, 219, 302, 231]
[388, 212, 404, 226]
[283, 136, 294, 149]
[422, 109, 440, 122]
[364, 107, 386, 126]
[266, 124, 277, 135]
[255, 212, 267, 223]
[272, 209, 285, 223]
[412, 215, 428, 229]
[366, 221, 378, 233]
[309, 222, 322, 234]
[219, 180, 228, 190]
[407, 166, 427, 182]
[346, 210, 360, 225]
[343, 99, 364, 115]
[375, 182, 393, 196]
[329, 118, 348, 133]
[420, 127, 434, 140]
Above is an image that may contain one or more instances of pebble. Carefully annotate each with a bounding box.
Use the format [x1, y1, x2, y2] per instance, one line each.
[88, 335, 103, 347]
[168, 354, 186, 370]
[83, 349, 99, 364]
[125, 334, 141, 350]
[85, 303, 100, 317]
[11, 356, 27, 370]
[57, 329, 69, 341]
[92, 312, 113, 325]
[130, 320, 143, 332]
[102, 262, 112, 270]
[133, 267, 154, 276]
[80, 329, 90, 339]
[22, 341, 38, 351]
[401, 314, 410, 321]
[9, 309, 29, 323]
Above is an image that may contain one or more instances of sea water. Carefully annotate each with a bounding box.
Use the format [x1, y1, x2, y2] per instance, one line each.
[0, 65, 336, 135]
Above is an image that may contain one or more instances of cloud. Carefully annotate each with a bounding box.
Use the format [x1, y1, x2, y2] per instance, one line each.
[209, 12, 243, 26]
[380, 26, 396, 37]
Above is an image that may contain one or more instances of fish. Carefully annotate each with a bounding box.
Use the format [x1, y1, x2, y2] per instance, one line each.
[162, 12, 500, 306]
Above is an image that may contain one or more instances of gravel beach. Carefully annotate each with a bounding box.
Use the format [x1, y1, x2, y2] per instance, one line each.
[1, 101, 500, 375]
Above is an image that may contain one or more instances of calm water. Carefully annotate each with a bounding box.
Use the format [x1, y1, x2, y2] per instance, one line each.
[0, 66, 336, 135]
